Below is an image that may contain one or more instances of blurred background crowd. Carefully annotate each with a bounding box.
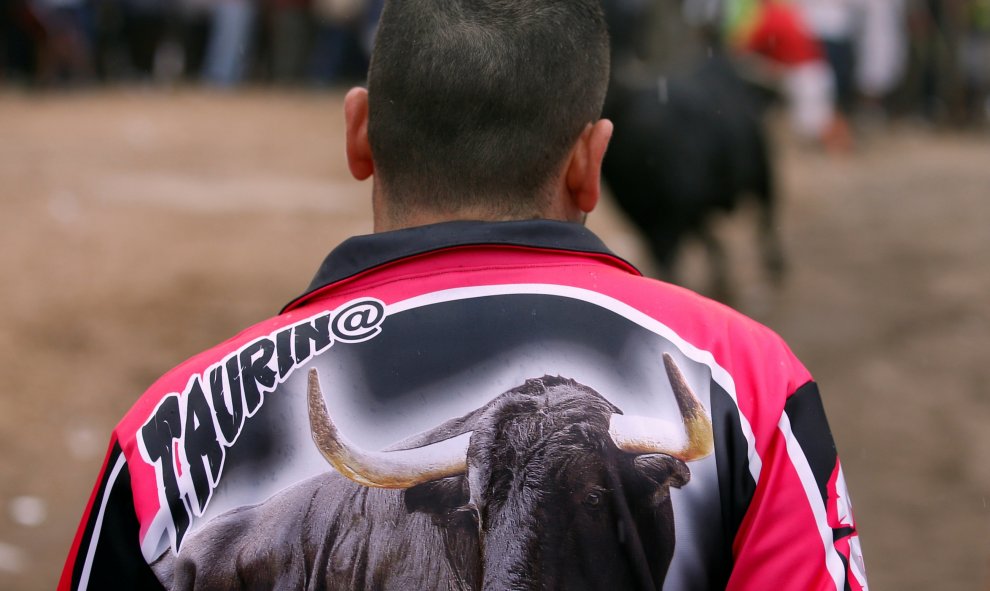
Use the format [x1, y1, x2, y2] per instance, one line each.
[2, 0, 989, 138]
[0, 0, 384, 88]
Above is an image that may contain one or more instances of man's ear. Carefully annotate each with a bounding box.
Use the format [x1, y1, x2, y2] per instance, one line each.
[344, 87, 374, 181]
[565, 118, 613, 216]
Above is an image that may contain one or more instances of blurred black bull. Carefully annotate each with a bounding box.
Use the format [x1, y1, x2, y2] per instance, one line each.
[602, 0, 785, 301]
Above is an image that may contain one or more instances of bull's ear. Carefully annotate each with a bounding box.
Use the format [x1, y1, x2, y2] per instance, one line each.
[405, 476, 468, 515]
[632, 454, 691, 491]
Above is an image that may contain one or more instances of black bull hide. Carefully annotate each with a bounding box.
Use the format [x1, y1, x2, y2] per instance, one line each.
[154, 373, 705, 591]
[601, 0, 785, 299]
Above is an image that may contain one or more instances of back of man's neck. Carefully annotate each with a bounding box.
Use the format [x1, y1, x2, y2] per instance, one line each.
[373, 210, 554, 233]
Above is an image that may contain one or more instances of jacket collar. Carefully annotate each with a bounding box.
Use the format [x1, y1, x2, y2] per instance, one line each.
[283, 219, 636, 312]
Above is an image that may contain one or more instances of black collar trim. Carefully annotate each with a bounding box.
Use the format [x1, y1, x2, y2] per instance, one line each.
[282, 220, 638, 312]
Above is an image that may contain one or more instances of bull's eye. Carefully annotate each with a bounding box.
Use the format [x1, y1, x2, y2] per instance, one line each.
[583, 490, 605, 509]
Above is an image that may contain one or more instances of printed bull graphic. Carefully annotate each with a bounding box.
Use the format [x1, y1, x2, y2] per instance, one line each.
[154, 354, 713, 591]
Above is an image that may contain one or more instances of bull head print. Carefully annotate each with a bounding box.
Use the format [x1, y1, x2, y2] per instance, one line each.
[307, 354, 713, 590]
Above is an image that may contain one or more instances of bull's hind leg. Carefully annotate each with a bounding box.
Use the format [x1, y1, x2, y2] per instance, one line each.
[760, 212, 786, 287]
[698, 226, 733, 304]
[756, 186, 786, 287]
[752, 132, 786, 287]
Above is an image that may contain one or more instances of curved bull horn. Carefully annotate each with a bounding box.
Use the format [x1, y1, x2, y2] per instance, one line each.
[608, 353, 714, 462]
[307, 369, 470, 489]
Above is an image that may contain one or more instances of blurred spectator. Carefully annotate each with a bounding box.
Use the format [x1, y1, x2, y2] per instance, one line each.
[904, 0, 968, 123]
[856, 0, 908, 103]
[1, 0, 94, 85]
[38, 0, 97, 80]
[2, 0, 46, 81]
[961, 0, 990, 123]
[202, 0, 256, 86]
[176, 0, 212, 81]
[794, 0, 862, 117]
[263, 0, 310, 84]
[90, 0, 126, 80]
[121, 0, 168, 78]
[729, 0, 851, 150]
[308, 0, 379, 85]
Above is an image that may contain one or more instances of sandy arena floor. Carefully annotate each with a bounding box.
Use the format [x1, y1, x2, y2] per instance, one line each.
[0, 89, 988, 590]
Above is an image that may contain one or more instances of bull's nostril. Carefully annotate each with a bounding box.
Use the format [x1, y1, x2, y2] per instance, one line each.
[584, 490, 605, 508]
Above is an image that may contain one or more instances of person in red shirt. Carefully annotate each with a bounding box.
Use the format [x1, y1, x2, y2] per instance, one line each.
[739, 0, 852, 151]
[744, 0, 823, 65]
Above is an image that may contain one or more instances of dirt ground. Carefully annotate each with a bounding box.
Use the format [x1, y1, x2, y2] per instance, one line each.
[0, 89, 987, 590]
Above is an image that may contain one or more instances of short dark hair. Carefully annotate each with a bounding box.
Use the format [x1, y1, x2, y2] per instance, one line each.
[367, 0, 610, 220]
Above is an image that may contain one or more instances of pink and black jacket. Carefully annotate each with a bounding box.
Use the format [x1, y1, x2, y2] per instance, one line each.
[61, 220, 866, 591]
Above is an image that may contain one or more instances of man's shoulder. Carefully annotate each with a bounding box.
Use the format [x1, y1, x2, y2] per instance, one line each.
[602, 273, 794, 352]
[604, 273, 812, 397]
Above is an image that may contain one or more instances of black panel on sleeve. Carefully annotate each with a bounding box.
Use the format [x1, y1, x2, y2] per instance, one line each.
[70, 443, 121, 589]
[785, 382, 856, 590]
[784, 381, 838, 505]
[710, 378, 757, 587]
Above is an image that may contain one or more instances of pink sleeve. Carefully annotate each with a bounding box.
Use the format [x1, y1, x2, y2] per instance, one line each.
[727, 381, 867, 591]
